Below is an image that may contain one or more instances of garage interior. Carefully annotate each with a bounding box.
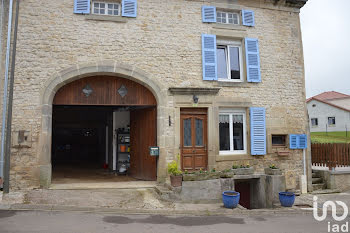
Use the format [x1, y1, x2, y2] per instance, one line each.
[52, 105, 157, 184]
[51, 75, 158, 185]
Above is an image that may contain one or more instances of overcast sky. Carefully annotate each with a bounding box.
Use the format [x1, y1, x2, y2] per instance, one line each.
[300, 0, 350, 98]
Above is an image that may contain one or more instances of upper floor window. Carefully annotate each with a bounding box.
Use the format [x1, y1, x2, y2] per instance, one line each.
[93, 1, 120, 16]
[217, 40, 243, 82]
[216, 11, 239, 25]
[328, 117, 336, 126]
[311, 118, 318, 127]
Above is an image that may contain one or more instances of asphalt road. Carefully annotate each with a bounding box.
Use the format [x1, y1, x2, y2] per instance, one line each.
[0, 210, 346, 233]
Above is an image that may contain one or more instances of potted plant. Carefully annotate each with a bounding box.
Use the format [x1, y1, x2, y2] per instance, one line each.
[167, 156, 182, 187]
[264, 164, 282, 175]
[222, 191, 240, 209]
[279, 192, 295, 207]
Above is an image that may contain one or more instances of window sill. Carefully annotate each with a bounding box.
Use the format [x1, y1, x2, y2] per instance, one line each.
[214, 81, 250, 88]
[216, 154, 249, 161]
[213, 23, 247, 31]
[85, 14, 127, 23]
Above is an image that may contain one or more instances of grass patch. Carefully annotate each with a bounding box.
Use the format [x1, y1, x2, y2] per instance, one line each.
[311, 131, 350, 143]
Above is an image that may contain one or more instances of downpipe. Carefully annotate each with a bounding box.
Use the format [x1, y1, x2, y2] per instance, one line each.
[0, 0, 14, 187]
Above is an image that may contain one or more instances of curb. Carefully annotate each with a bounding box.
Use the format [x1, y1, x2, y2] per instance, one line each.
[0, 203, 315, 216]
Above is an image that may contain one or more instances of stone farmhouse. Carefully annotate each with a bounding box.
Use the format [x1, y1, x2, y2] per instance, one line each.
[307, 91, 350, 133]
[0, 0, 310, 201]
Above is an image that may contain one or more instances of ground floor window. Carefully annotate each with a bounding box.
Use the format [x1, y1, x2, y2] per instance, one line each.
[328, 117, 336, 126]
[219, 109, 246, 154]
[311, 118, 318, 127]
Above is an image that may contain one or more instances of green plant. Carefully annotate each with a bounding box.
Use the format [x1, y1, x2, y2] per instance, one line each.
[223, 169, 231, 173]
[184, 170, 188, 174]
[269, 164, 278, 169]
[167, 155, 182, 176]
[240, 164, 250, 168]
[199, 168, 203, 173]
[211, 168, 216, 173]
[232, 165, 239, 169]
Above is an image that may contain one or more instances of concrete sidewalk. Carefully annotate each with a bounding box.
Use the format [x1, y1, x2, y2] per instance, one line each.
[0, 188, 349, 216]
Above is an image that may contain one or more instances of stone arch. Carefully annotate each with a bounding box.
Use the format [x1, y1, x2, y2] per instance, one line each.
[38, 61, 167, 187]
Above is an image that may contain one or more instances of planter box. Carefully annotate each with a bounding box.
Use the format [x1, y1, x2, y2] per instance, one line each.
[232, 167, 254, 175]
[182, 172, 221, 181]
[264, 168, 282, 175]
[219, 171, 235, 178]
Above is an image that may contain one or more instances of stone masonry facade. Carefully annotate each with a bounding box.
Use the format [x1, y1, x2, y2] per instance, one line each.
[0, 0, 309, 190]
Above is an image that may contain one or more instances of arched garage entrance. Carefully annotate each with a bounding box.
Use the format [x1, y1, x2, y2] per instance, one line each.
[51, 75, 157, 183]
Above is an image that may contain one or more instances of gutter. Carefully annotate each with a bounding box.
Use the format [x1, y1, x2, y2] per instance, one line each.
[0, 0, 14, 187]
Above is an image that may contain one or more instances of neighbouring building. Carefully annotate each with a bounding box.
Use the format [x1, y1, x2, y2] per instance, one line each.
[307, 91, 350, 133]
[0, 0, 310, 198]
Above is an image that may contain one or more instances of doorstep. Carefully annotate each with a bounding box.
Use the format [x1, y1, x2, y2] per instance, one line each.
[49, 181, 157, 190]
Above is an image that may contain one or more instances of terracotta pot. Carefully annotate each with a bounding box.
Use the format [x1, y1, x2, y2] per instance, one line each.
[170, 175, 182, 187]
[120, 145, 126, 152]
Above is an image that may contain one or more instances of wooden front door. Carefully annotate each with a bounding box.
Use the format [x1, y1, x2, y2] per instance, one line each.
[129, 107, 157, 180]
[180, 108, 208, 171]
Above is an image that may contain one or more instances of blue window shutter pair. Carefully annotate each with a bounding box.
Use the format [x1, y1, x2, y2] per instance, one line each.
[202, 7, 255, 26]
[290, 134, 307, 149]
[74, 0, 137, 17]
[250, 107, 266, 155]
[202, 6, 216, 23]
[202, 35, 261, 82]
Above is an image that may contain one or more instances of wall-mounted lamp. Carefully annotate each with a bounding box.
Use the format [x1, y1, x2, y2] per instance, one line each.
[193, 95, 199, 104]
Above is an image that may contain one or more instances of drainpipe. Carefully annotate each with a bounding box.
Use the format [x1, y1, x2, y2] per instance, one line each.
[0, 0, 4, 180]
[0, 0, 14, 186]
[3, 0, 19, 194]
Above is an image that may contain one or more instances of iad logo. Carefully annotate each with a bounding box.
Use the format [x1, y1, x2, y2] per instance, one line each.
[313, 196, 349, 232]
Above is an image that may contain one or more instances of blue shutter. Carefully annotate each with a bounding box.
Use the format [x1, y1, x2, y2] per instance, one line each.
[250, 107, 266, 155]
[242, 10, 255, 26]
[298, 134, 307, 149]
[289, 134, 298, 149]
[74, 0, 90, 14]
[202, 6, 216, 23]
[122, 0, 137, 18]
[202, 34, 217, 81]
[245, 38, 261, 83]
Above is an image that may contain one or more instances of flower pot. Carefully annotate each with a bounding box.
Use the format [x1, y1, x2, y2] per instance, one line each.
[170, 175, 182, 187]
[264, 168, 282, 175]
[222, 191, 240, 209]
[120, 145, 126, 152]
[279, 192, 295, 207]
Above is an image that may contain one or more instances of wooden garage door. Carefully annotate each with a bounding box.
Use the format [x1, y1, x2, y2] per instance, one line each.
[129, 107, 157, 180]
[180, 108, 208, 171]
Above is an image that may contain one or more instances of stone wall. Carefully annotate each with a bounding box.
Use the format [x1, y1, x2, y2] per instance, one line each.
[3, 0, 309, 190]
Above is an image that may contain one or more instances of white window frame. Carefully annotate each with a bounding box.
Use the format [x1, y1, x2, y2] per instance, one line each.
[92, 1, 121, 16]
[219, 109, 247, 155]
[311, 118, 318, 127]
[328, 117, 336, 126]
[217, 40, 244, 82]
[216, 11, 240, 25]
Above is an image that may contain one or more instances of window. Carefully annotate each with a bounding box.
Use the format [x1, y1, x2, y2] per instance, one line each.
[311, 118, 318, 127]
[272, 135, 286, 147]
[328, 117, 336, 126]
[219, 109, 247, 154]
[217, 40, 243, 82]
[93, 1, 120, 16]
[217, 11, 239, 25]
